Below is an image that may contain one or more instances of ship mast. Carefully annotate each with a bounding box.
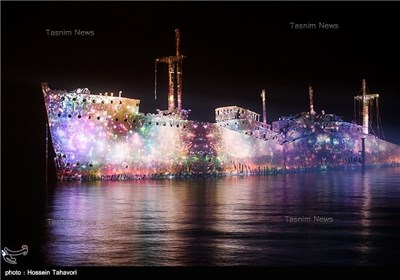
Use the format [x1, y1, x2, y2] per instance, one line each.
[175, 30, 183, 110]
[260, 89, 267, 124]
[155, 29, 186, 112]
[354, 79, 379, 135]
[308, 85, 316, 116]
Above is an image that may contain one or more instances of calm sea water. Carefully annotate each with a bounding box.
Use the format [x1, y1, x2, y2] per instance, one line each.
[43, 168, 400, 266]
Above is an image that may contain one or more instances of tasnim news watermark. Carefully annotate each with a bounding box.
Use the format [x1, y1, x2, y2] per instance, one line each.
[284, 215, 334, 223]
[289, 22, 340, 30]
[47, 218, 96, 226]
[45, 29, 95, 37]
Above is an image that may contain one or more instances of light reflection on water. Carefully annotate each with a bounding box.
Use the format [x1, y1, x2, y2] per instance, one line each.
[44, 168, 400, 266]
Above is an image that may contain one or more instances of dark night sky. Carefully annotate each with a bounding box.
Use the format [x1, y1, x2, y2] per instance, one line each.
[3, 1, 400, 137]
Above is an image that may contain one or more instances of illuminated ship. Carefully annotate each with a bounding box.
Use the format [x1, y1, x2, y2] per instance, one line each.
[42, 30, 400, 181]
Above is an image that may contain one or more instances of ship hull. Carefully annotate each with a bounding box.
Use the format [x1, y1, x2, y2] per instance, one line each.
[43, 86, 400, 181]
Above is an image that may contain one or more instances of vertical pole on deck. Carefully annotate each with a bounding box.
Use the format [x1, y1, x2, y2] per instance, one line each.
[45, 121, 49, 190]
